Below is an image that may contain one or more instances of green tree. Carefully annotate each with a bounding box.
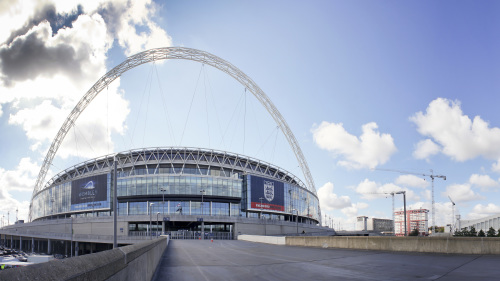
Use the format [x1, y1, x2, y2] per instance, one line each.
[409, 228, 419, 236]
[461, 227, 470, 237]
[453, 229, 462, 236]
[498, 229, 500, 237]
[478, 229, 486, 237]
[486, 227, 496, 237]
[469, 226, 477, 237]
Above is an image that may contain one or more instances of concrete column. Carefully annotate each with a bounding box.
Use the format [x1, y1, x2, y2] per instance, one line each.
[11, 236, 13, 249]
[32, 237, 35, 253]
[48, 239, 51, 254]
[75, 241, 79, 257]
[90, 243, 93, 254]
[162, 221, 165, 234]
[201, 222, 204, 240]
[19, 236, 22, 251]
[233, 223, 238, 239]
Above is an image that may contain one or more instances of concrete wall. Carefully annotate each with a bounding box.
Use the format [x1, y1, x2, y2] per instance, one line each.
[0, 236, 169, 281]
[238, 235, 285, 245]
[286, 236, 500, 255]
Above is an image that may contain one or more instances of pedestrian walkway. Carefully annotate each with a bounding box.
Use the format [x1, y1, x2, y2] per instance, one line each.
[152, 240, 500, 280]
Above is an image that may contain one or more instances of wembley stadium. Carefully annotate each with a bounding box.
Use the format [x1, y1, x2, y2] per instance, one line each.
[0, 47, 331, 257]
[32, 146, 320, 233]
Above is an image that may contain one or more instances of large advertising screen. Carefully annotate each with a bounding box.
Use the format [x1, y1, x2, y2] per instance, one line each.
[71, 174, 108, 211]
[250, 176, 284, 212]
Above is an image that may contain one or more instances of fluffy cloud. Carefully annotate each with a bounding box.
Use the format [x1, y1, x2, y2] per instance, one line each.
[0, 0, 171, 221]
[443, 183, 484, 203]
[469, 174, 498, 190]
[317, 182, 352, 210]
[312, 121, 397, 169]
[411, 98, 500, 162]
[413, 139, 440, 160]
[0, 157, 39, 192]
[0, 0, 168, 160]
[341, 202, 369, 219]
[395, 174, 428, 188]
[354, 178, 419, 201]
[468, 203, 500, 220]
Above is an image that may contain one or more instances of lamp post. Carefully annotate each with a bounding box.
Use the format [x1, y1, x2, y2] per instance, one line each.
[112, 153, 127, 248]
[160, 187, 166, 215]
[259, 197, 264, 219]
[156, 212, 160, 238]
[293, 209, 298, 234]
[200, 190, 205, 239]
[200, 190, 205, 216]
[160, 187, 166, 235]
[149, 203, 154, 240]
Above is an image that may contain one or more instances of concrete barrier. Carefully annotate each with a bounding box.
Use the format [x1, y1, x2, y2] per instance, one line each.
[238, 235, 285, 245]
[286, 236, 500, 255]
[0, 236, 169, 281]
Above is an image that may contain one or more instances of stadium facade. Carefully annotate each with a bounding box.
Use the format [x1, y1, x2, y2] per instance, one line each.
[1, 147, 328, 256]
[32, 147, 320, 229]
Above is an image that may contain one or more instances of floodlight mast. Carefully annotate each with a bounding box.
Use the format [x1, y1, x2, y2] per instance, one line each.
[29, 47, 318, 222]
[376, 168, 446, 235]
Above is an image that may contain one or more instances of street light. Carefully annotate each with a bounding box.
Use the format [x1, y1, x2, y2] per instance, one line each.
[149, 203, 154, 239]
[156, 212, 160, 238]
[292, 209, 298, 234]
[259, 197, 264, 220]
[200, 189, 205, 239]
[113, 153, 126, 248]
[160, 187, 166, 215]
[200, 189, 205, 216]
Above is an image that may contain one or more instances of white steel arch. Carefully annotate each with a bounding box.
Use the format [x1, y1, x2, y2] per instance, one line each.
[31, 47, 316, 216]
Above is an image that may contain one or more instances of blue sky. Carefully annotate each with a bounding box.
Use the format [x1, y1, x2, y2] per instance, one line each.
[0, 1, 499, 230]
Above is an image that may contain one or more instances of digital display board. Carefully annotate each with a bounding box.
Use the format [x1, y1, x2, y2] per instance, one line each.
[71, 174, 108, 211]
[250, 176, 284, 211]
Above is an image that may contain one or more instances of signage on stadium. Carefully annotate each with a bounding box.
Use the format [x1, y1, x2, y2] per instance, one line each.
[249, 176, 284, 211]
[70, 174, 109, 211]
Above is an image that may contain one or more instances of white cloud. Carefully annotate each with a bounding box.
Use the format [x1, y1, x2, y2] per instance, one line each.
[468, 203, 500, 220]
[413, 139, 441, 160]
[395, 174, 428, 188]
[341, 202, 369, 219]
[421, 189, 432, 201]
[0, 157, 39, 192]
[411, 98, 500, 162]
[312, 121, 397, 169]
[317, 182, 352, 210]
[0, 0, 166, 161]
[354, 178, 419, 201]
[492, 161, 500, 173]
[443, 183, 485, 203]
[469, 174, 498, 190]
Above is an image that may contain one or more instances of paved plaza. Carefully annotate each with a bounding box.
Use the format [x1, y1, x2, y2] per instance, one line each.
[153, 240, 500, 281]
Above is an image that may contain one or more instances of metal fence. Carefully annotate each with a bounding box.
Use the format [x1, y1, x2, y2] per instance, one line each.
[168, 231, 232, 240]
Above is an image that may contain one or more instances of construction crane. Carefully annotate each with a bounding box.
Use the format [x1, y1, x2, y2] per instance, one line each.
[368, 191, 406, 235]
[448, 196, 455, 234]
[376, 168, 446, 235]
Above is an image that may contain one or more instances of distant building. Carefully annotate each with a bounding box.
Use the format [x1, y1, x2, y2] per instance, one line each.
[460, 213, 500, 233]
[357, 216, 393, 233]
[395, 208, 428, 236]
